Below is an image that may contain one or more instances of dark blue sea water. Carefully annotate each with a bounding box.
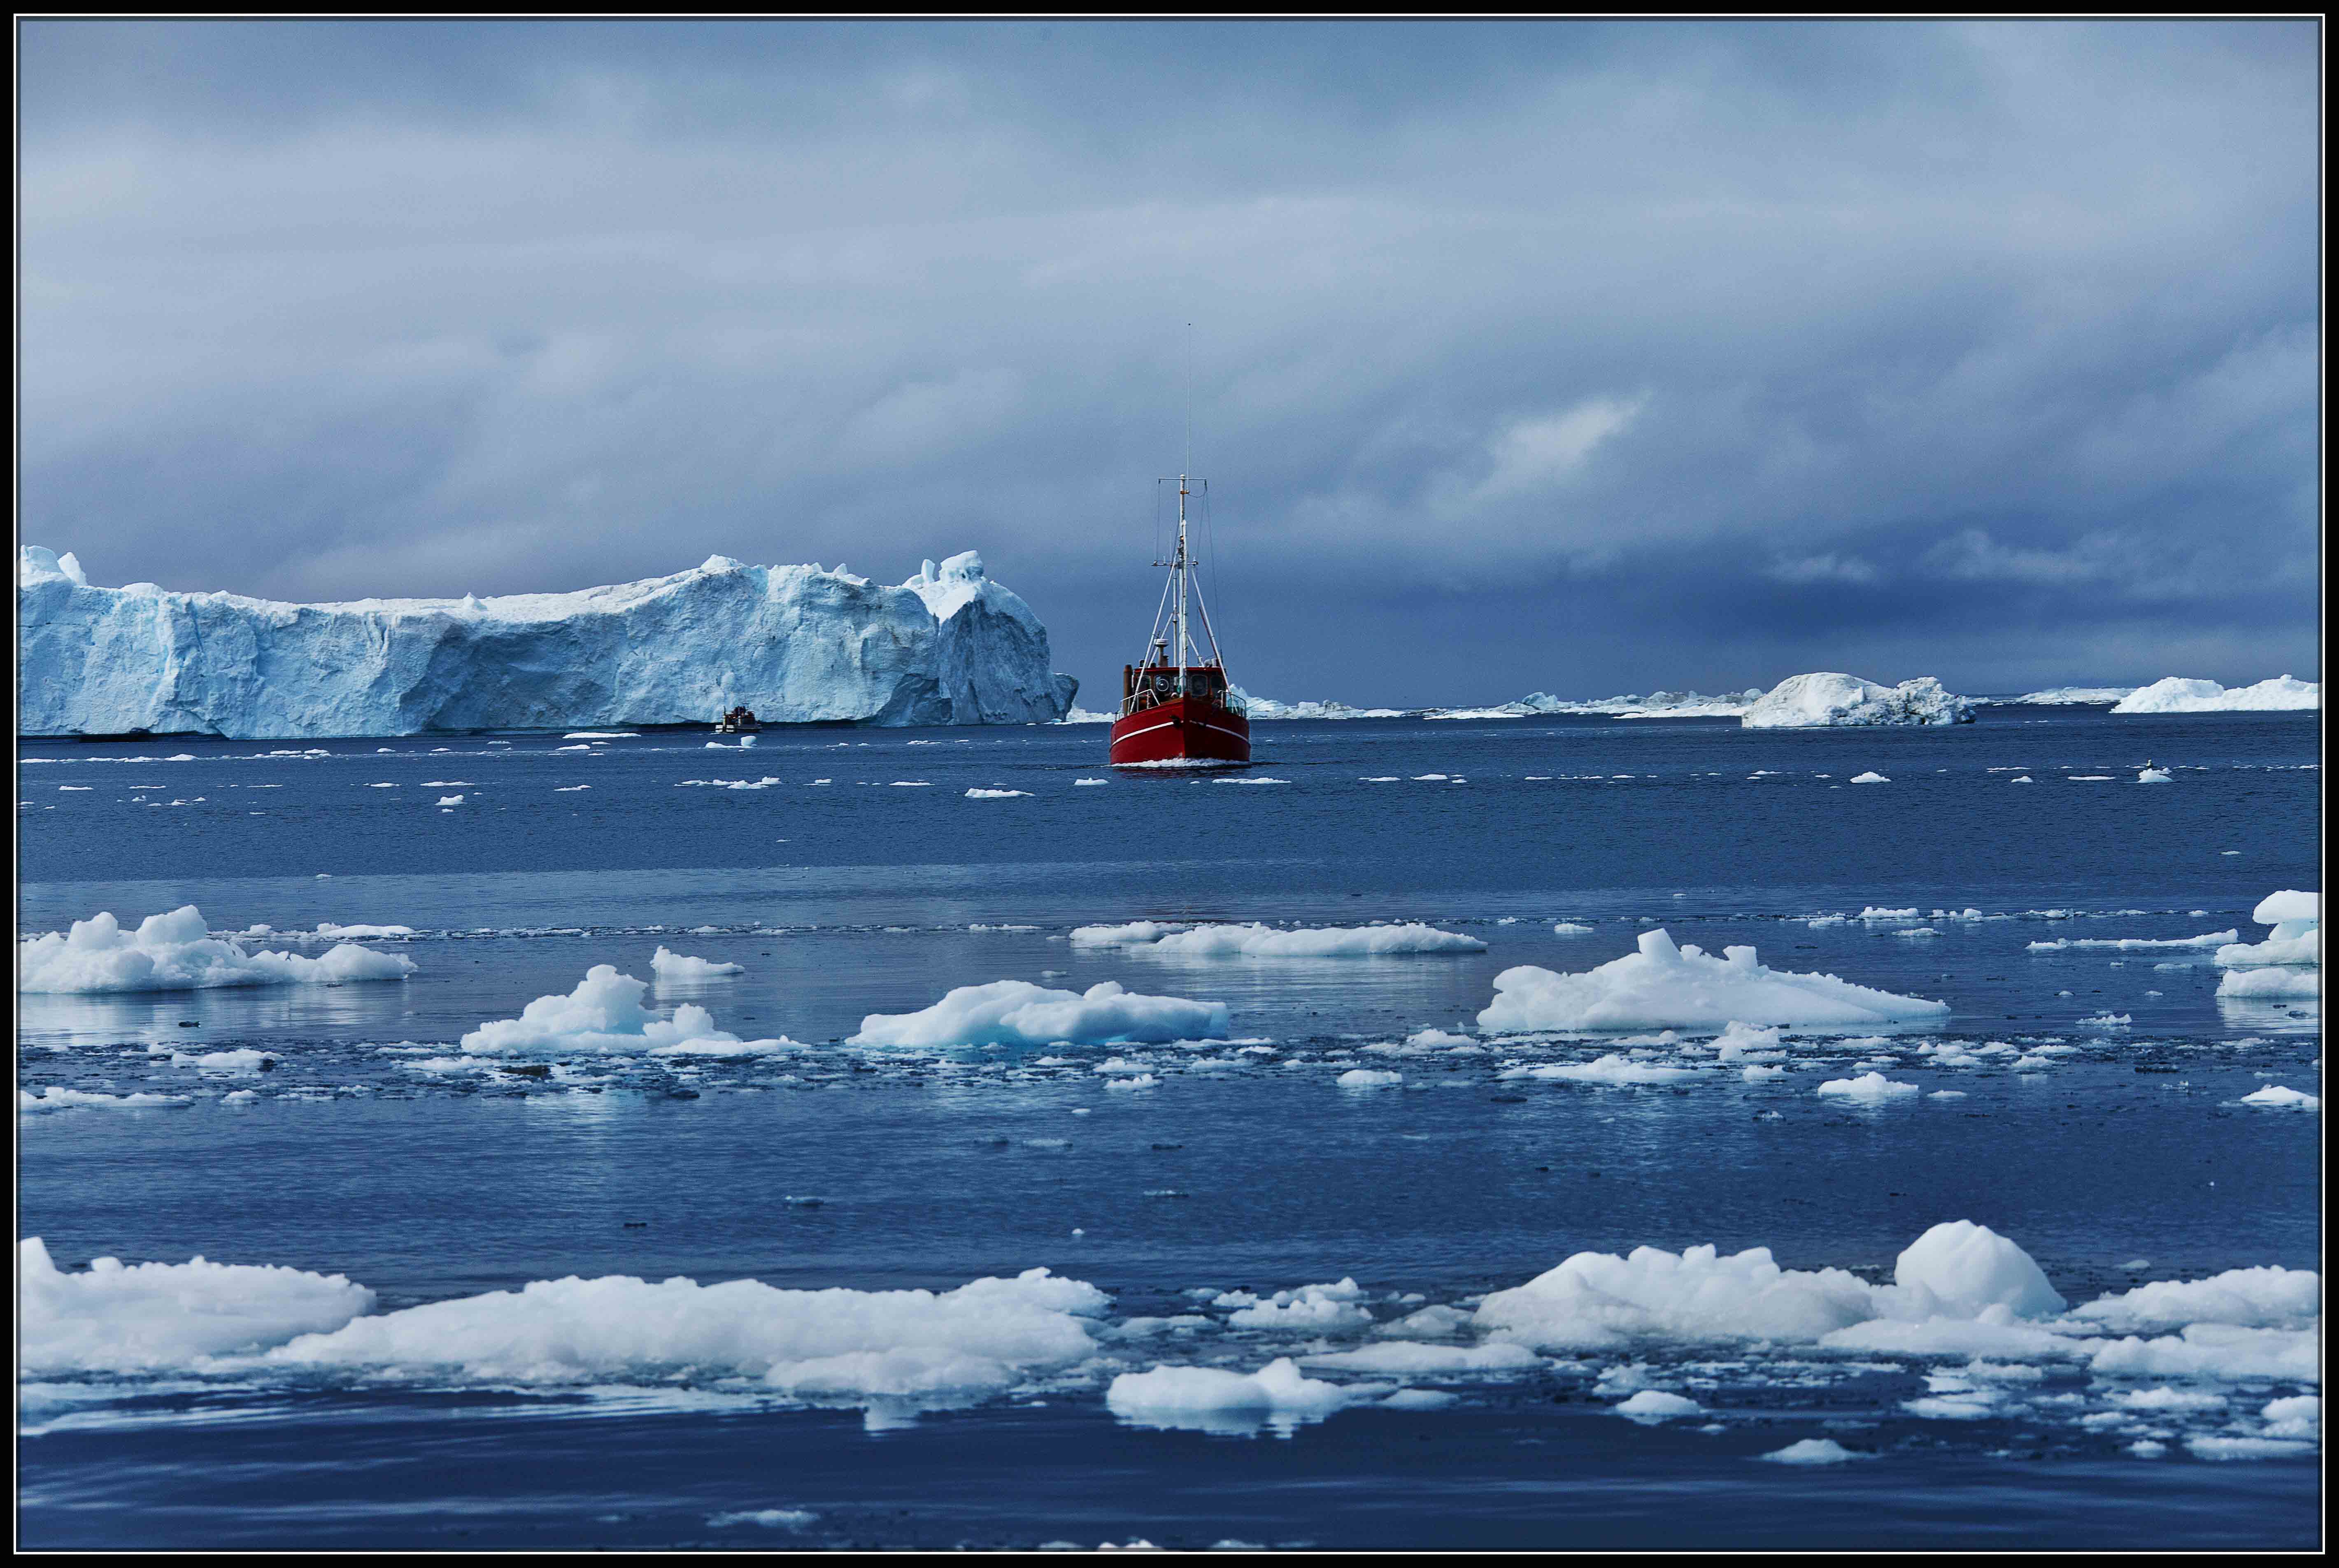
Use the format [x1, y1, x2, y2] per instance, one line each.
[16, 708, 2323, 1549]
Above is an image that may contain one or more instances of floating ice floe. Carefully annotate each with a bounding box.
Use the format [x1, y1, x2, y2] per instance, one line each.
[1848, 771, 1890, 785]
[2111, 676, 2319, 714]
[1815, 1072, 1921, 1101]
[2215, 891, 2319, 968]
[311, 922, 419, 941]
[1106, 1356, 1393, 1434]
[2218, 968, 2319, 1002]
[966, 788, 1032, 799]
[1068, 921, 1484, 957]
[21, 1238, 1108, 1407]
[19, 1237, 376, 1370]
[650, 947, 746, 982]
[1759, 1437, 1868, 1464]
[851, 979, 1229, 1047]
[1301, 1341, 1541, 1375]
[2070, 1267, 2322, 1332]
[2138, 768, 2173, 784]
[1740, 673, 1973, 728]
[19, 1087, 192, 1114]
[1500, 1054, 1692, 1085]
[461, 966, 797, 1056]
[2027, 930, 2236, 952]
[1224, 1280, 1373, 1331]
[1473, 1222, 2069, 1353]
[2237, 1086, 2319, 1111]
[708, 1510, 819, 1531]
[17, 907, 417, 993]
[1336, 1068, 1402, 1089]
[1476, 930, 1948, 1033]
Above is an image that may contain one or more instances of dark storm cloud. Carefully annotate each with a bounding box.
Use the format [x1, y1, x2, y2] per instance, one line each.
[18, 19, 2320, 703]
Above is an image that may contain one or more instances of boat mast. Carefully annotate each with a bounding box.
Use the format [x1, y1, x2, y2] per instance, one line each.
[1174, 473, 1191, 695]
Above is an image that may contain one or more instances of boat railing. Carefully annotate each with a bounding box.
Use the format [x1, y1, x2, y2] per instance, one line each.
[1119, 676, 1243, 719]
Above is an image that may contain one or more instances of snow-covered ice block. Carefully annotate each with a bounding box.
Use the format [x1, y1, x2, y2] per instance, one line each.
[2237, 1085, 2319, 1110]
[18, 906, 416, 993]
[2217, 891, 2320, 967]
[1893, 1220, 2067, 1318]
[1815, 1072, 1921, 1101]
[1336, 1068, 1402, 1089]
[851, 979, 1228, 1047]
[1301, 1341, 1541, 1375]
[2084, 1325, 2320, 1383]
[1227, 1280, 1373, 1331]
[1474, 1242, 1883, 1350]
[650, 947, 746, 981]
[1476, 930, 1948, 1033]
[266, 1263, 1108, 1403]
[2071, 1267, 2319, 1332]
[462, 965, 795, 1056]
[1105, 1356, 1388, 1430]
[2255, 891, 2320, 925]
[1473, 1222, 2069, 1354]
[1759, 1438, 1867, 1464]
[1741, 673, 1973, 728]
[20, 1236, 376, 1372]
[2217, 968, 2319, 1001]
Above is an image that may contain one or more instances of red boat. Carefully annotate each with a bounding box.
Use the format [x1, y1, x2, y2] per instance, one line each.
[1108, 471, 1251, 767]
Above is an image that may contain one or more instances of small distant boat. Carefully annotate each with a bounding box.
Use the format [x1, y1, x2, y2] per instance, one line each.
[715, 705, 761, 734]
[1108, 471, 1250, 767]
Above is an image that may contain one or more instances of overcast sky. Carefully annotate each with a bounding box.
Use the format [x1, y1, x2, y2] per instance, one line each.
[19, 19, 2321, 704]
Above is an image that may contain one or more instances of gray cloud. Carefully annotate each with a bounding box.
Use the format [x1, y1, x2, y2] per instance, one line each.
[19, 19, 2320, 703]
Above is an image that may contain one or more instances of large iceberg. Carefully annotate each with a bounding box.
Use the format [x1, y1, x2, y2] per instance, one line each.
[2111, 676, 2320, 714]
[1741, 672, 1974, 728]
[18, 545, 1077, 738]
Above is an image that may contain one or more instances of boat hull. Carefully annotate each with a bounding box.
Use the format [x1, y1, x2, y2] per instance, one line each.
[1108, 699, 1251, 765]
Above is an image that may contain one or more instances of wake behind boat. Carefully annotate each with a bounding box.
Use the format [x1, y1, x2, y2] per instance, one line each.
[1108, 471, 1251, 767]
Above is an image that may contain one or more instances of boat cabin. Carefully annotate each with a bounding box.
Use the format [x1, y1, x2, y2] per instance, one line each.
[1122, 664, 1239, 716]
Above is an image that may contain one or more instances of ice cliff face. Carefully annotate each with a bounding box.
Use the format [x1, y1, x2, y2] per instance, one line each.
[1740, 672, 1974, 728]
[18, 546, 1079, 738]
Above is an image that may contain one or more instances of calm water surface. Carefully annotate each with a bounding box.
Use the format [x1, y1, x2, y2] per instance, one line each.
[16, 708, 2323, 1549]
